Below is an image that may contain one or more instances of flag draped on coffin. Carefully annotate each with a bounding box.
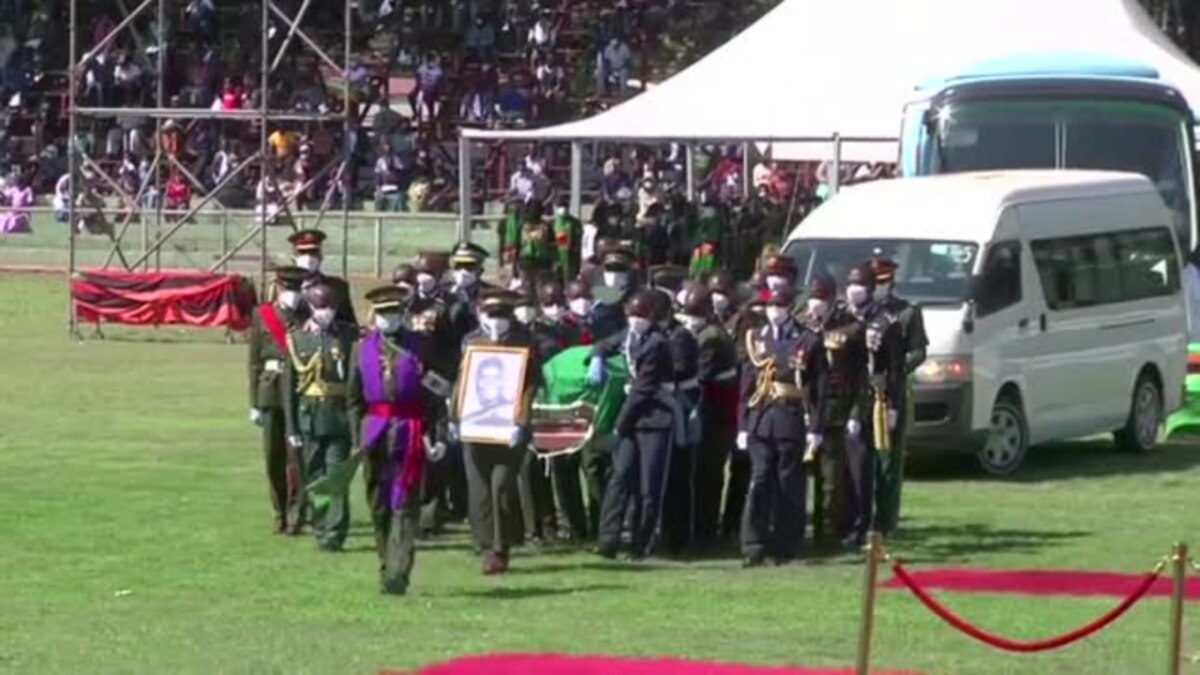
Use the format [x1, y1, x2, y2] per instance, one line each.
[537, 346, 628, 444]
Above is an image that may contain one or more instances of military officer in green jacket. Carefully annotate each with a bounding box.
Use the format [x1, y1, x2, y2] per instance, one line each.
[290, 228, 358, 327]
[248, 265, 309, 535]
[282, 283, 360, 552]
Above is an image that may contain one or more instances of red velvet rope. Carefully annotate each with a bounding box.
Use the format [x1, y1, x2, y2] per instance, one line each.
[890, 561, 1163, 653]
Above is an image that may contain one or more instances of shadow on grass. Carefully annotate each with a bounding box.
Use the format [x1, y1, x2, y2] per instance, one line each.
[505, 560, 666, 575]
[444, 583, 628, 600]
[907, 438, 1200, 483]
[884, 522, 1091, 565]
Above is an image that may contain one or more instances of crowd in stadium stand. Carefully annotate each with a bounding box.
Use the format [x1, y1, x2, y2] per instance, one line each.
[0, 0, 893, 238]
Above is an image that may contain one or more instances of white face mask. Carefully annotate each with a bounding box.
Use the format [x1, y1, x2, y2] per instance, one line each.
[543, 305, 564, 321]
[374, 313, 403, 334]
[416, 272, 437, 295]
[674, 288, 690, 309]
[312, 307, 335, 328]
[628, 316, 652, 334]
[452, 269, 478, 288]
[682, 315, 706, 333]
[873, 282, 892, 302]
[766, 306, 789, 326]
[277, 289, 300, 310]
[481, 315, 510, 340]
[569, 298, 592, 317]
[711, 292, 730, 315]
[603, 271, 629, 290]
[806, 298, 830, 323]
[295, 254, 320, 272]
[514, 306, 538, 325]
[846, 284, 870, 307]
[765, 275, 789, 292]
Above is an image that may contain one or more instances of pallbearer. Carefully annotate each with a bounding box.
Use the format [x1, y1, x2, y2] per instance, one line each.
[868, 255, 927, 535]
[737, 286, 827, 566]
[688, 284, 739, 548]
[348, 286, 431, 595]
[593, 291, 675, 560]
[248, 265, 309, 535]
[289, 229, 357, 326]
[282, 283, 359, 552]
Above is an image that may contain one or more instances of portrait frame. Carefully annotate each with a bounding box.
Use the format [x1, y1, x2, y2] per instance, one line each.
[454, 345, 532, 445]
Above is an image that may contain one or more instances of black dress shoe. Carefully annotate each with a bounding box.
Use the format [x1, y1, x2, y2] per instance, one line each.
[595, 545, 618, 559]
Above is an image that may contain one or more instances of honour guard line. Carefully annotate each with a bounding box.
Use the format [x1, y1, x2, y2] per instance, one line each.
[246, 227, 925, 592]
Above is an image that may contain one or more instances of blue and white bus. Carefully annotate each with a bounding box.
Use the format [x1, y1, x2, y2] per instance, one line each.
[897, 54, 1198, 250]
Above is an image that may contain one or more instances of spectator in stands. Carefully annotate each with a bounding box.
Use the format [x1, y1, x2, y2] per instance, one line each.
[596, 35, 631, 95]
[375, 141, 406, 212]
[410, 52, 445, 123]
[83, 50, 114, 106]
[495, 76, 530, 125]
[0, 169, 32, 234]
[527, 8, 557, 63]
[165, 171, 191, 221]
[219, 77, 247, 111]
[53, 170, 70, 223]
[348, 60, 370, 100]
[600, 157, 631, 202]
[499, 0, 531, 52]
[185, 0, 218, 45]
[460, 73, 497, 124]
[464, 15, 497, 63]
[269, 127, 296, 162]
[113, 51, 144, 107]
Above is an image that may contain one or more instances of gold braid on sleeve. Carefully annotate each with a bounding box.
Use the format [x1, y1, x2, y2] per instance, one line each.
[745, 329, 776, 410]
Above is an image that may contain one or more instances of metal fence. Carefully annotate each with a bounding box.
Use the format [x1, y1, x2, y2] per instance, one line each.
[1, 207, 498, 280]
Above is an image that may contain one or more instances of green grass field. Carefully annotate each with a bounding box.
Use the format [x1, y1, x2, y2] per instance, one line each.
[1, 272, 1198, 674]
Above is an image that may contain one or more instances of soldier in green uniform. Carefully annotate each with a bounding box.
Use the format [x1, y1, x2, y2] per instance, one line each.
[454, 290, 543, 574]
[248, 265, 309, 535]
[282, 283, 360, 552]
[513, 285, 557, 543]
[551, 198, 583, 285]
[867, 255, 928, 535]
[289, 229, 358, 326]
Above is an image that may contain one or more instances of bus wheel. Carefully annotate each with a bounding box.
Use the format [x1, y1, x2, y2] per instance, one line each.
[978, 395, 1028, 476]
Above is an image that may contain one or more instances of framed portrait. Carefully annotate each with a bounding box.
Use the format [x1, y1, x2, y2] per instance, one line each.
[455, 345, 532, 445]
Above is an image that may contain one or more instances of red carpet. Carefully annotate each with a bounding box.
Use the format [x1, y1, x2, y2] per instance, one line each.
[407, 654, 918, 675]
[881, 567, 1200, 600]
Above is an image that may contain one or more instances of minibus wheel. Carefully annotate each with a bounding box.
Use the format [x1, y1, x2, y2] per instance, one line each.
[1114, 371, 1162, 453]
[978, 394, 1028, 475]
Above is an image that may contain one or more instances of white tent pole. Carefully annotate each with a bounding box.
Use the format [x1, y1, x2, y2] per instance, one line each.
[457, 137, 471, 242]
[830, 133, 842, 195]
[569, 141, 583, 217]
[685, 144, 696, 201]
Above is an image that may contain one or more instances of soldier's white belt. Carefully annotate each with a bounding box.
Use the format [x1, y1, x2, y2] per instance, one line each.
[264, 360, 283, 373]
[677, 378, 700, 391]
[623, 383, 678, 395]
[714, 368, 738, 382]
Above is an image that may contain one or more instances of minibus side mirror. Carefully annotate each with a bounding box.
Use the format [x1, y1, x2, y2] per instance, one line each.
[963, 276, 982, 334]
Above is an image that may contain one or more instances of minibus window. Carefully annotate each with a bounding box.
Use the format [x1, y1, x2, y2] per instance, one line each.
[1030, 227, 1180, 310]
[975, 241, 1022, 317]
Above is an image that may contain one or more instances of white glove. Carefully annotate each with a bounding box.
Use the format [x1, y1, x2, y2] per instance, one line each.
[424, 436, 447, 462]
[866, 327, 882, 352]
[249, 408, 264, 426]
[736, 431, 749, 451]
[806, 433, 824, 449]
[287, 435, 303, 449]
[887, 409, 899, 431]
[846, 419, 862, 438]
[446, 422, 459, 442]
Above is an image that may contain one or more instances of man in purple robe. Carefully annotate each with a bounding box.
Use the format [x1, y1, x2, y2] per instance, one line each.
[347, 285, 436, 595]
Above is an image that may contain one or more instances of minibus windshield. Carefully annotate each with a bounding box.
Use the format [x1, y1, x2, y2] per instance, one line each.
[784, 238, 979, 305]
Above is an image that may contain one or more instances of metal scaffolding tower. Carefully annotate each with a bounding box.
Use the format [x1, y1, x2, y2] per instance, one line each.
[66, 0, 355, 335]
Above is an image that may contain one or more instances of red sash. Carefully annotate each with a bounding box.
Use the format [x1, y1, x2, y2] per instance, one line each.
[257, 304, 289, 353]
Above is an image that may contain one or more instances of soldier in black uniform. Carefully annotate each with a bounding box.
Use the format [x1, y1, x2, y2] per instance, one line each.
[447, 241, 493, 345]
[455, 290, 543, 574]
[682, 284, 739, 548]
[406, 252, 459, 536]
[649, 271, 699, 556]
[534, 280, 591, 541]
[737, 286, 828, 566]
[592, 291, 675, 560]
[590, 249, 638, 341]
[513, 286, 557, 543]
[708, 270, 738, 327]
[868, 255, 927, 535]
[289, 229, 357, 326]
[822, 266, 878, 550]
[391, 263, 417, 294]
[721, 288, 765, 541]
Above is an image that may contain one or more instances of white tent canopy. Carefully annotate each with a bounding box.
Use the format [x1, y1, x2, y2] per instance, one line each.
[461, 0, 1200, 162]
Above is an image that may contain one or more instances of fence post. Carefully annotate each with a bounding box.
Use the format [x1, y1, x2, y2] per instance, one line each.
[856, 531, 884, 675]
[1168, 542, 1188, 675]
[374, 217, 384, 278]
[219, 211, 229, 273]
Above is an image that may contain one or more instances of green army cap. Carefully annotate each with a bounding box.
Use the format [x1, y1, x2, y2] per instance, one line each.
[365, 285, 411, 314]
